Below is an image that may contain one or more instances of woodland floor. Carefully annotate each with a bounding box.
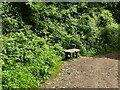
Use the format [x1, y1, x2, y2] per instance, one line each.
[42, 51, 120, 88]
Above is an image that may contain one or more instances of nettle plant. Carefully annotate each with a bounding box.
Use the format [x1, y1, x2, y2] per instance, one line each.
[2, 30, 62, 89]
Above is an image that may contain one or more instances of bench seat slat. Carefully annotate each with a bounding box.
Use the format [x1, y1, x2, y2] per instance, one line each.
[70, 49, 80, 52]
[64, 50, 75, 53]
[64, 48, 80, 60]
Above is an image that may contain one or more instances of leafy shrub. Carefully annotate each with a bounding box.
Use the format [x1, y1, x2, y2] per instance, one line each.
[2, 31, 62, 89]
[2, 2, 120, 89]
[2, 65, 39, 89]
[53, 44, 64, 57]
[98, 23, 119, 53]
[118, 24, 120, 49]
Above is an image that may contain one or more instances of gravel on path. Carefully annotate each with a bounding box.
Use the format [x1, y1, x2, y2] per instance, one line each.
[42, 51, 119, 88]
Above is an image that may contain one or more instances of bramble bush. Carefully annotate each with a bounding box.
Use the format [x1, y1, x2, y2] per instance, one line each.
[1, 2, 120, 89]
[2, 31, 62, 89]
[28, 2, 119, 55]
[2, 3, 63, 89]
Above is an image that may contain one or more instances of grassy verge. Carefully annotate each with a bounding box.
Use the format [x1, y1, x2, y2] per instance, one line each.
[40, 59, 64, 88]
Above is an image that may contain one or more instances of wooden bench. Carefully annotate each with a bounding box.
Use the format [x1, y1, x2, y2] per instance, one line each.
[64, 49, 80, 60]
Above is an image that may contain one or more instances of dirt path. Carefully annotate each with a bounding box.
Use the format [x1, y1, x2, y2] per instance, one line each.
[42, 51, 119, 88]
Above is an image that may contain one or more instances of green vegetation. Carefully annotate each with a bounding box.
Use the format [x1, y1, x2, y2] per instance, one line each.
[1, 2, 120, 89]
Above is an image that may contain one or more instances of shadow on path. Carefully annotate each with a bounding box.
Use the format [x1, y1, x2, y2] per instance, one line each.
[93, 51, 120, 60]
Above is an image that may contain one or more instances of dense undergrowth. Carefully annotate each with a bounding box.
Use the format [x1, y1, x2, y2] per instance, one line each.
[1, 2, 120, 89]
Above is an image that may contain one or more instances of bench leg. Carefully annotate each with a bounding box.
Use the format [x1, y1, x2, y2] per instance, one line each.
[65, 52, 77, 59]
[72, 53, 74, 58]
[70, 53, 72, 59]
[70, 53, 75, 59]
[69, 53, 73, 59]
[65, 53, 68, 60]
[75, 52, 78, 58]
[70, 53, 73, 59]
